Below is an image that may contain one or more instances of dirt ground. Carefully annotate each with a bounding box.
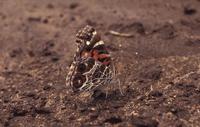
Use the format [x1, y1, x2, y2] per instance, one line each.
[0, 0, 200, 127]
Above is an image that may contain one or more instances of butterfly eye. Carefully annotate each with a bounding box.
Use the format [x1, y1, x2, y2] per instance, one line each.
[77, 63, 86, 73]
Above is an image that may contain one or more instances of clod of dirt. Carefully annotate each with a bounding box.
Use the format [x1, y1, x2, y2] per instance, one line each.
[153, 24, 176, 39]
[43, 18, 49, 24]
[34, 107, 51, 114]
[92, 90, 106, 100]
[3, 121, 9, 127]
[0, 13, 6, 20]
[175, 83, 196, 90]
[59, 14, 64, 18]
[131, 117, 158, 127]
[78, 105, 89, 113]
[190, 73, 200, 80]
[51, 54, 60, 62]
[23, 91, 37, 98]
[104, 116, 122, 124]
[27, 16, 41, 22]
[184, 6, 197, 15]
[89, 112, 99, 120]
[54, 32, 60, 38]
[168, 108, 189, 122]
[127, 22, 145, 34]
[50, 120, 63, 127]
[139, 65, 162, 81]
[106, 44, 119, 52]
[3, 96, 10, 103]
[69, 3, 79, 9]
[149, 90, 163, 97]
[41, 48, 52, 56]
[185, 39, 200, 47]
[43, 84, 54, 91]
[9, 48, 23, 58]
[85, 19, 97, 26]
[46, 3, 54, 9]
[39, 41, 60, 62]
[161, 24, 176, 39]
[106, 90, 124, 101]
[11, 106, 29, 117]
[46, 40, 55, 47]
[41, 48, 60, 62]
[28, 50, 35, 57]
[169, 106, 187, 118]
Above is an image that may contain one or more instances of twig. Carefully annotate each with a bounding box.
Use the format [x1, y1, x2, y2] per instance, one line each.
[108, 30, 134, 38]
[184, 33, 200, 40]
[173, 71, 196, 84]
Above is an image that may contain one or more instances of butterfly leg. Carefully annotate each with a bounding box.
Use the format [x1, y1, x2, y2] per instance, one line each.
[105, 87, 109, 98]
[117, 78, 124, 96]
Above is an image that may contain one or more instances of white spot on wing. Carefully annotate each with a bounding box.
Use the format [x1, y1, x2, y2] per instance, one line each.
[86, 41, 90, 45]
[92, 31, 97, 36]
[94, 40, 104, 47]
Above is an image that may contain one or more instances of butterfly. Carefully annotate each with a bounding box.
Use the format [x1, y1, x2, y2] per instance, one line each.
[66, 25, 116, 94]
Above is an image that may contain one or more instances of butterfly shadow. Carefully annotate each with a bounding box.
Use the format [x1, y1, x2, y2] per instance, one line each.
[86, 87, 138, 108]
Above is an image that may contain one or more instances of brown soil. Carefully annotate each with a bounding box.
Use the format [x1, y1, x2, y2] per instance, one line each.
[1, 0, 200, 127]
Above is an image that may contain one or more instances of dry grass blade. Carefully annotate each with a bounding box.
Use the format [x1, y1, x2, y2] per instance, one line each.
[108, 30, 134, 38]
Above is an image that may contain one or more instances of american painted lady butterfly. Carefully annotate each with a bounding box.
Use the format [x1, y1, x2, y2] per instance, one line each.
[66, 25, 116, 94]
